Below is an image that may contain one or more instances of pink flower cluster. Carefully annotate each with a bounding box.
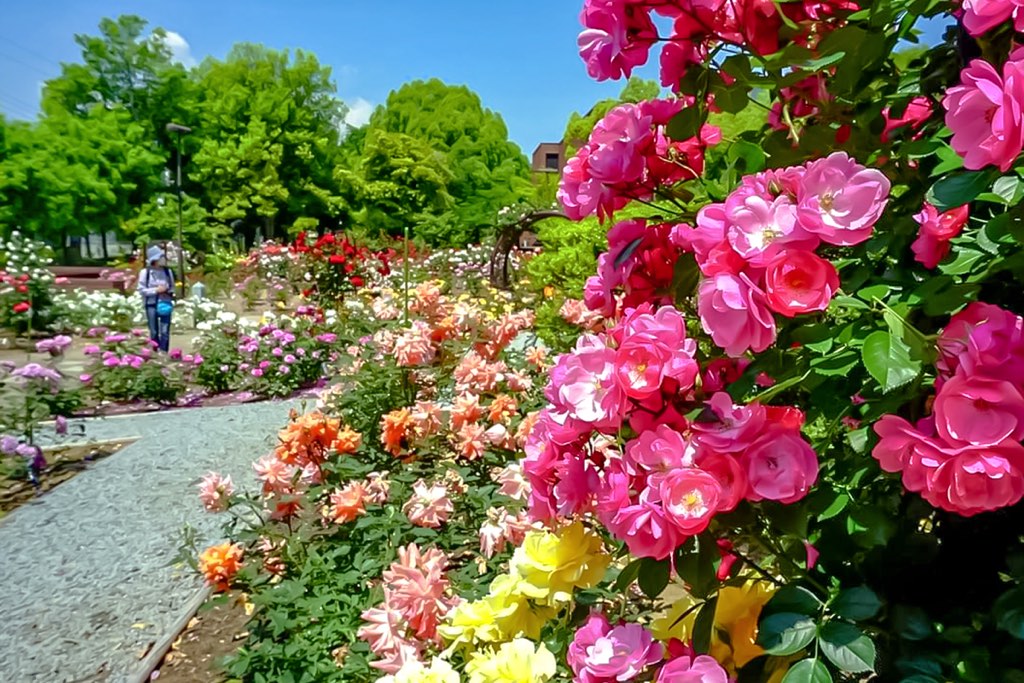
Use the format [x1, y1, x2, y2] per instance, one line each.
[873, 302, 1024, 515]
[558, 99, 721, 221]
[672, 152, 890, 356]
[358, 543, 459, 673]
[197, 471, 235, 512]
[943, 47, 1024, 171]
[478, 506, 536, 558]
[524, 305, 818, 558]
[403, 479, 454, 528]
[568, 613, 664, 683]
[578, 0, 857, 87]
[567, 613, 730, 682]
[911, 202, 969, 269]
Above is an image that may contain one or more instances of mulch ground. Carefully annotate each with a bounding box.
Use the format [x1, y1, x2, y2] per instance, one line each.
[152, 593, 250, 683]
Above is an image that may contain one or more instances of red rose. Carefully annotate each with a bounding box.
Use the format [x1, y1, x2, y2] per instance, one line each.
[763, 250, 840, 317]
[328, 254, 346, 265]
[13, 301, 30, 313]
[350, 276, 365, 287]
[16, 285, 28, 293]
[344, 263, 355, 273]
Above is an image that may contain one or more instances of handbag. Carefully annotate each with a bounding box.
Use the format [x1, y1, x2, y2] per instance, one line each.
[156, 300, 174, 317]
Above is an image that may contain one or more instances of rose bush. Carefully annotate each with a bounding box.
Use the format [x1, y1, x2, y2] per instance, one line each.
[190, 2, 1024, 682]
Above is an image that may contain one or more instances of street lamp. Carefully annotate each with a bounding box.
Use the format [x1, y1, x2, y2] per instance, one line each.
[166, 122, 192, 298]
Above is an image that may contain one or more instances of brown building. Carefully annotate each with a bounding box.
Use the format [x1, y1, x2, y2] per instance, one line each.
[531, 142, 565, 173]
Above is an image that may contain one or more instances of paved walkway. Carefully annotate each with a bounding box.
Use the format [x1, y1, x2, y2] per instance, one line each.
[0, 400, 301, 683]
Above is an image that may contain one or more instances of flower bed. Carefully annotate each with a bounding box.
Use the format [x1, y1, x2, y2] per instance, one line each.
[187, 2, 1024, 682]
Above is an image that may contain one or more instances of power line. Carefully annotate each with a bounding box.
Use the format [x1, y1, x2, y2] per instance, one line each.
[0, 49, 52, 78]
[0, 92, 38, 120]
[0, 35, 63, 69]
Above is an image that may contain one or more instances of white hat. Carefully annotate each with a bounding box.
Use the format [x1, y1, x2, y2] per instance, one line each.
[147, 246, 165, 263]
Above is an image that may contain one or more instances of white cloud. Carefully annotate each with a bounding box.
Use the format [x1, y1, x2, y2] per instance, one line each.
[161, 31, 197, 68]
[344, 97, 374, 129]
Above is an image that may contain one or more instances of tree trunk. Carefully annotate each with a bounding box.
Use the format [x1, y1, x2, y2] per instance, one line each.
[61, 228, 69, 264]
[84, 234, 93, 260]
[101, 230, 109, 260]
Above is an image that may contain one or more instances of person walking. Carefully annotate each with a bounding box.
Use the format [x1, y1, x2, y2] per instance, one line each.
[137, 245, 175, 352]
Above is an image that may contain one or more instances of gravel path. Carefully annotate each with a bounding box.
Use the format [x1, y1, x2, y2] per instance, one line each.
[0, 399, 304, 683]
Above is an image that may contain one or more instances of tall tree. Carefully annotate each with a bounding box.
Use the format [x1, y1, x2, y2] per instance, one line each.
[351, 130, 454, 239]
[365, 79, 532, 244]
[41, 15, 194, 151]
[0, 108, 163, 254]
[191, 44, 347, 239]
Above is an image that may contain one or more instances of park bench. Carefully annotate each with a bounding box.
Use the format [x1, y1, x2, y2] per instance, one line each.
[49, 266, 132, 293]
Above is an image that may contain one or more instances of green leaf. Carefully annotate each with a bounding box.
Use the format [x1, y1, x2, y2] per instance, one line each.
[818, 493, 851, 521]
[727, 140, 767, 174]
[666, 105, 708, 141]
[833, 586, 882, 621]
[692, 595, 718, 654]
[892, 605, 934, 640]
[782, 659, 834, 683]
[819, 622, 876, 673]
[675, 534, 719, 598]
[765, 585, 824, 616]
[758, 612, 818, 655]
[938, 248, 985, 276]
[637, 557, 670, 599]
[614, 558, 643, 592]
[861, 331, 921, 392]
[926, 171, 997, 211]
[993, 175, 1024, 205]
[994, 586, 1024, 639]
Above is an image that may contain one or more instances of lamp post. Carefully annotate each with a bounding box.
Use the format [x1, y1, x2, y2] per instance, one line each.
[166, 122, 192, 298]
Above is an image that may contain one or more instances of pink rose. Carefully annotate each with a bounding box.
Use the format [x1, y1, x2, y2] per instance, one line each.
[569, 614, 664, 683]
[943, 55, 1024, 171]
[656, 654, 730, 683]
[933, 375, 1024, 447]
[763, 249, 840, 317]
[936, 302, 1024, 387]
[926, 447, 1024, 515]
[741, 428, 819, 503]
[695, 450, 748, 512]
[626, 425, 694, 473]
[555, 336, 625, 426]
[692, 392, 766, 452]
[658, 467, 722, 535]
[587, 104, 653, 184]
[578, 0, 657, 81]
[598, 468, 682, 559]
[697, 272, 777, 356]
[961, 0, 1024, 37]
[725, 194, 816, 267]
[614, 306, 698, 397]
[881, 96, 933, 142]
[797, 152, 891, 245]
[911, 203, 969, 269]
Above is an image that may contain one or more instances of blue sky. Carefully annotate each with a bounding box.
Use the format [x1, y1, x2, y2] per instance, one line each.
[0, 2, 953, 153]
[0, 0, 659, 153]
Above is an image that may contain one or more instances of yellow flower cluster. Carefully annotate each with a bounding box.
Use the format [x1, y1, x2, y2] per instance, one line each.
[465, 638, 557, 683]
[377, 658, 460, 683]
[440, 522, 609, 648]
[654, 579, 779, 677]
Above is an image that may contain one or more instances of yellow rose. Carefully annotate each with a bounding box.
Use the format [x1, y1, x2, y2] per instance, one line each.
[653, 579, 776, 674]
[379, 657, 461, 683]
[509, 522, 610, 605]
[465, 638, 556, 683]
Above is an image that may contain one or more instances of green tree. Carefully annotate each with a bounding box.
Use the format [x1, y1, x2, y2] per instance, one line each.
[364, 79, 531, 244]
[0, 107, 163, 256]
[351, 130, 454, 239]
[191, 44, 347, 241]
[41, 15, 194, 151]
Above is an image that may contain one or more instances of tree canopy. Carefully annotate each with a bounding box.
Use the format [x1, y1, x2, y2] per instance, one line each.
[0, 16, 539, 256]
